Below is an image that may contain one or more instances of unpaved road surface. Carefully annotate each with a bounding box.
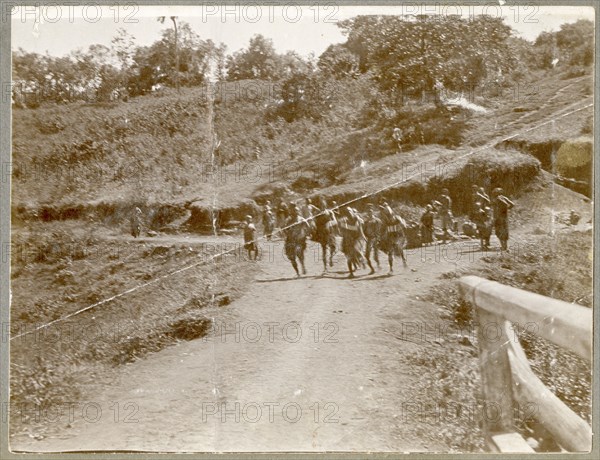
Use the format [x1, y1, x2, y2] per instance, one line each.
[12, 238, 488, 453]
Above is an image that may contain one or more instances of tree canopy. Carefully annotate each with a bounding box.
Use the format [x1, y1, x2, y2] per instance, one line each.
[338, 15, 517, 95]
[11, 16, 593, 109]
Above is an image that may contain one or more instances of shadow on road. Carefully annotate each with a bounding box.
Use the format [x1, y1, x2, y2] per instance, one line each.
[353, 274, 392, 281]
[256, 275, 320, 283]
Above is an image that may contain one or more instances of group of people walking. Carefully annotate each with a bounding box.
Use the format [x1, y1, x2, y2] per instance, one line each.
[243, 185, 515, 278]
[128, 186, 514, 278]
[251, 197, 410, 278]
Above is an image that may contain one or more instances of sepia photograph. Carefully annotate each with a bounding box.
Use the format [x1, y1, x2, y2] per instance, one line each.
[1, 1, 596, 455]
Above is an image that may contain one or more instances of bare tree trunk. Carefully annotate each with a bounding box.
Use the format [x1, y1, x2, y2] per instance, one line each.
[171, 16, 180, 94]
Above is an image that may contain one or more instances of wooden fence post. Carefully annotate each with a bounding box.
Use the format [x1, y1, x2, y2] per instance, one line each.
[476, 309, 515, 442]
[460, 276, 592, 453]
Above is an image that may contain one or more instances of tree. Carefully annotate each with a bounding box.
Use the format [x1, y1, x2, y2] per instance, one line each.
[533, 31, 557, 69]
[212, 43, 228, 81]
[337, 15, 380, 72]
[110, 28, 136, 97]
[338, 14, 516, 99]
[506, 36, 537, 81]
[129, 21, 215, 93]
[128, 46, 157, 95]
[157, 16, 179, 92]
[111, 28, 136, 71]
[12, 49, 49, 106]
[279, 51, 311, 76]
[45, 55, 80, 103]
[226, 34, 284, 80]
[532, 20, 593, 69]
[555, 19, 593, 67]
[317, 44, 359, 79]
[274, 72, 333, 122]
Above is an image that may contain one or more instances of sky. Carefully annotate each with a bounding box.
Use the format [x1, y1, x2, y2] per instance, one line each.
[11, 4, 595, 58]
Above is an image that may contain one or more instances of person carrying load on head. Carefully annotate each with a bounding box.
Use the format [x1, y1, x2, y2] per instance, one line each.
[284, 205, 309, 277]
[363, 204, 382, 274]
[379, 203, 408, 275]
[338, 207, 367, 278]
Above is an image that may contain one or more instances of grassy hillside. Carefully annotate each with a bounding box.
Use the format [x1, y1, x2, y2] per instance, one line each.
[13, 88, 213, 206]
[12, 68, 593, 229]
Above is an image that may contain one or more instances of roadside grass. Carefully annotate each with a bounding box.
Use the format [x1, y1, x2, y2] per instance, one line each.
[417, 226, 592, 451]
[10, 222, 254, 437]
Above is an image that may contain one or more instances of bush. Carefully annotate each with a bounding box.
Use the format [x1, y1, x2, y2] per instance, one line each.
[34, 116, 65, 134]
[362, 101, 471, 154]
[267, 73, 335, 123]
[561, 66, 588, 80]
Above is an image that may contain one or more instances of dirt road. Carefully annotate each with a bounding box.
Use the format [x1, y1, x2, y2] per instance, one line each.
[12, 237, 488, 453]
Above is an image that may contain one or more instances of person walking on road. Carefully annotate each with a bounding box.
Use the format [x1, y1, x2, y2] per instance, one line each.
[338, 207, 367, 278]
[242, 215, 259, 260]
[276, 201, 289, 238]
[379, 204, 408, 275]
[262, 203, 275, 241]
[492, 188, 514, 252]
[434, 189, 453, 244]
[363, 205, 382, 274]
[312, 196, 338, 272]
[284, 205, 309, 277]
[420, 204, 435, 246]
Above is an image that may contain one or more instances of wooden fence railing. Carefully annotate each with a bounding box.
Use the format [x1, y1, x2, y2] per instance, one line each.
[458, 275, 592, 453]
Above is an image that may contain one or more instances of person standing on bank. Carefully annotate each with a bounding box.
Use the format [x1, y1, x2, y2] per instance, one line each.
[472, 201, 492, 250]
[131, 207, 143, 238]
[492, 188, 514, 252]
[470, 185, 490, 220]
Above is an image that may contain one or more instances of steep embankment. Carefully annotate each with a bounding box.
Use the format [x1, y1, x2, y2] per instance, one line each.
[12, 88, 213, 210]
